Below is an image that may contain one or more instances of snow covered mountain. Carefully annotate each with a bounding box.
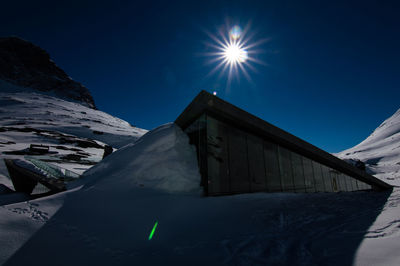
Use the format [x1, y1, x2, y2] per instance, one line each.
[336, 108, 400, 186]
[0, 37, 95, 108]
[0, 38, 147, 191]
[0, 87, 147, 188]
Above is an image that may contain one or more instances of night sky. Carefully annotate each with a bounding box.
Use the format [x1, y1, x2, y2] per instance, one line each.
[1, 0, 400, 153]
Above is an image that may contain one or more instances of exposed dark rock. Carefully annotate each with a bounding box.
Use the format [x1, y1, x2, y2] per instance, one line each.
[102, 144, 113, 159]
[0, 37, 96, 109]
[355, 160, 366, 171]
[61, 154, 85, 161]
[53, 145, 82, 152]
[344, 158, 369, 172]
[3, 148, 58, 155]
[93, 130, 104, 135]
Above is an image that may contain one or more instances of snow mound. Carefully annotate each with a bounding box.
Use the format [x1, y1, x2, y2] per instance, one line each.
[336, 108, 400, 185]
[80, 123, 201, 193]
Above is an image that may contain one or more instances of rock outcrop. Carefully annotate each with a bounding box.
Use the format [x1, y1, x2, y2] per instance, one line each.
[0, 37, 96, 109]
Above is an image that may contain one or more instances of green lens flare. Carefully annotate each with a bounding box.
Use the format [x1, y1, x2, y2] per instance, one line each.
[148, 221, 158, 240]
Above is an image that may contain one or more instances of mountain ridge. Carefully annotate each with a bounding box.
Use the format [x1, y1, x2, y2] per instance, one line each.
[0, 36, 96, 108]
[0, 38, 147, 190]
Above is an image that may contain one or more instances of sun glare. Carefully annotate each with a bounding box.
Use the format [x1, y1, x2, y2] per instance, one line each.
[224, 43, 248, 64]
[204, 22, 266, 86]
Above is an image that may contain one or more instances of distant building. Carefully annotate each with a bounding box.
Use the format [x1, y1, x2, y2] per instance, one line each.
[175, 91, 392, 196]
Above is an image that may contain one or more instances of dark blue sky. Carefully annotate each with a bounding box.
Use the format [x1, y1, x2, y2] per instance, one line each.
[1, 0, 399, 152]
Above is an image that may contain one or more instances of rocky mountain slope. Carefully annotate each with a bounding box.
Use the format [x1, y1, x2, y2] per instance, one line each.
[0, 37, 95, 108]
[0, 38, 147, 190]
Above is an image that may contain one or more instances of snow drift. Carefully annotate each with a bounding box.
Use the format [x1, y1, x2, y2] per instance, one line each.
[79, 123, 201, 193]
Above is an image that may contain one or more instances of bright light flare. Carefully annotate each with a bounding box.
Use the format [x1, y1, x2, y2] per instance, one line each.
[148, 221, 158, 240]
[204, 23, 266, 86]
[229, 25, 242, 40]
[224, 42, 248, 64]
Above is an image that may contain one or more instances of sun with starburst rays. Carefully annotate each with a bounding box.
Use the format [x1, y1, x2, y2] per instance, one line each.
[204, 23, 266, 86]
